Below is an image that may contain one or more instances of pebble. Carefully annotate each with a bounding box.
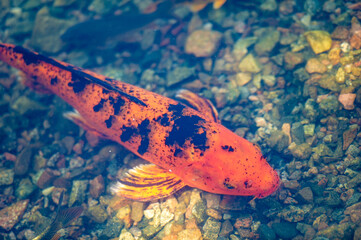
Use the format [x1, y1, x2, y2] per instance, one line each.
[343, 125, 358, 150]
[16, 178, 36, 199]
[89, 175, 104, 199]
[219, 220, 234, 237]
[328, 48, 341, 65]
[68, 180, 88, 207]
[192, 201, 207, 224]
[87, 204, 108, 223]
[272, 222, 299, 239]
[202, 217, 221, 240]
[258, 224, 276, 240]
[254, 29, 280, 56]
[335, 67, 346, 83]
[166, 67, 195, 86]
[185, 29, 222, 57]
[296, 187, 314, 203]
[278, 205, 305, 222]
[284, 51, 303, 69]
[104, 216, 124, 238]
[338, 93, 356, 110]
[305, 58, 327, 73]
[0, 168, 14, 186]
[304, 30, 332, 54]
[36, 168, 59, 189]
[177, 228, 202, 240]
[0, 199, 29, 231]
[14, 146, 32, 176]
[238, 53, 262, 73]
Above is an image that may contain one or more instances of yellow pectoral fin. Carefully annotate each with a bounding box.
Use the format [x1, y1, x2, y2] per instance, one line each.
[176, 89, 220, 123]
[111, 164, 186, 202]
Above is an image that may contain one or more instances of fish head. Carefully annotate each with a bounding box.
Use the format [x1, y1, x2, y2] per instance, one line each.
[182, 126, 280, 198]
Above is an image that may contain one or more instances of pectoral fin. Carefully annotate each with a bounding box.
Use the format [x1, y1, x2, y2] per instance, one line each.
[176, 89, 220, 123]
[111, 164, 186, 201]
[64, 110, 109, 138]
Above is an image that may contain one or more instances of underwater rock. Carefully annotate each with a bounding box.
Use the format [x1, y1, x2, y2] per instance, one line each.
[219, 219, 233, 237]
[278, 205, 305, 222]
[166, 67, 195, 86]
[118, 229, 135, 240]
[206, 208, 222, 220]
[344, 202, 361, 224]
[88, 204, 108, 223]
[254, 29, 280, 56]
[192, 201, 207, 224]
[284, 51, 303, 70]
[272, 222, 299, 239]
[131, 201, 144, 223]
[203, 217, 221, 240]
[0, 168, 14, 186]
[258, 224, 276, 240]
[10, 96, 47, 115]
[304, 30, 332, 54]
[30, 7, 74, 53]
[316, 222, 355, 239]
[296, 187, 314, 203]
[328, 48, 341, 65]
[104, 215, 124, 238]
[267, 130, 289, 153]
[335, 67, 346, 83]
[288, 143, 312, 160]
[343, 125, 358, 150]
[177, 228, 202, 240]
[338, 93, 356, 110]
[14, 146, 32, 176]
[16, 178, 36, 199]
[305, 58, 327, 73]
[89, 175, 104, 199]
[185, 30, 222, 57]
[0, 199, 29, 231]
[68, 180, 88, 207]
[319, 95, 339, 114]
[36, 168, 60, 189]
[238, 54, 262, 73]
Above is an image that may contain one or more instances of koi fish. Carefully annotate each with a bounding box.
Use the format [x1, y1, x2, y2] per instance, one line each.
[33, 192, 83, 240]
[0, 43, 279, 201]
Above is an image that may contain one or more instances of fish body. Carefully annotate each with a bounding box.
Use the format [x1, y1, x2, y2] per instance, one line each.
[0, 43, 279, 201]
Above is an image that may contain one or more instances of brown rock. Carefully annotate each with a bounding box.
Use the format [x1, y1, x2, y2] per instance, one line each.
[89, 175, 104, 198]
[331, 26, 349, 40]
[350, 34, 361, 49]
[305, 58, 327, 74]
[37, 168, 60, 189]
[61, 136, 75, 154]
[343, 125, 359, 150]
[0, 199, 29, 231]
[131, 201, 144, 223]
[185, 30, 222, 57]
[14, 146, 32, 176]
[284, 51, 303, 69]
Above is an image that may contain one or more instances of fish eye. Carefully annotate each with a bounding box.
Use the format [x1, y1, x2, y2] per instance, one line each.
[223, 178, 235, 189]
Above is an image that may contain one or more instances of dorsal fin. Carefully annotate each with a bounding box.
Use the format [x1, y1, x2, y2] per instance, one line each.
[111, 164, 186, 202]
[176, 89, 220, 123]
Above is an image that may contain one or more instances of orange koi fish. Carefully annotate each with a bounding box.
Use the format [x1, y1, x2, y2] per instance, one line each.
[0, 43, 279, 201]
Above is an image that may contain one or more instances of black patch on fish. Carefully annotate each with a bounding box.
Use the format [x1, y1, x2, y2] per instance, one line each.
[165, 103, 208, 152]
[165, 115, 208, 151]
[168, 103, 185, 116]
[223, 178, 235, 189]
[12, 46, 39, 65]
[105, 115, 113, 128]
[155, 114, 170, 127]
[68, 73, 89, 93]
[120, 126, 137, 142]
[112, 97, 125, 115]
[119, 119, 151, 155]
[137, 119, 151, 155]
[221, 145, 234, 152]
[93, 98, 106, 112]
[50, 77, 58, 85]
[10, 45, 146, 106]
